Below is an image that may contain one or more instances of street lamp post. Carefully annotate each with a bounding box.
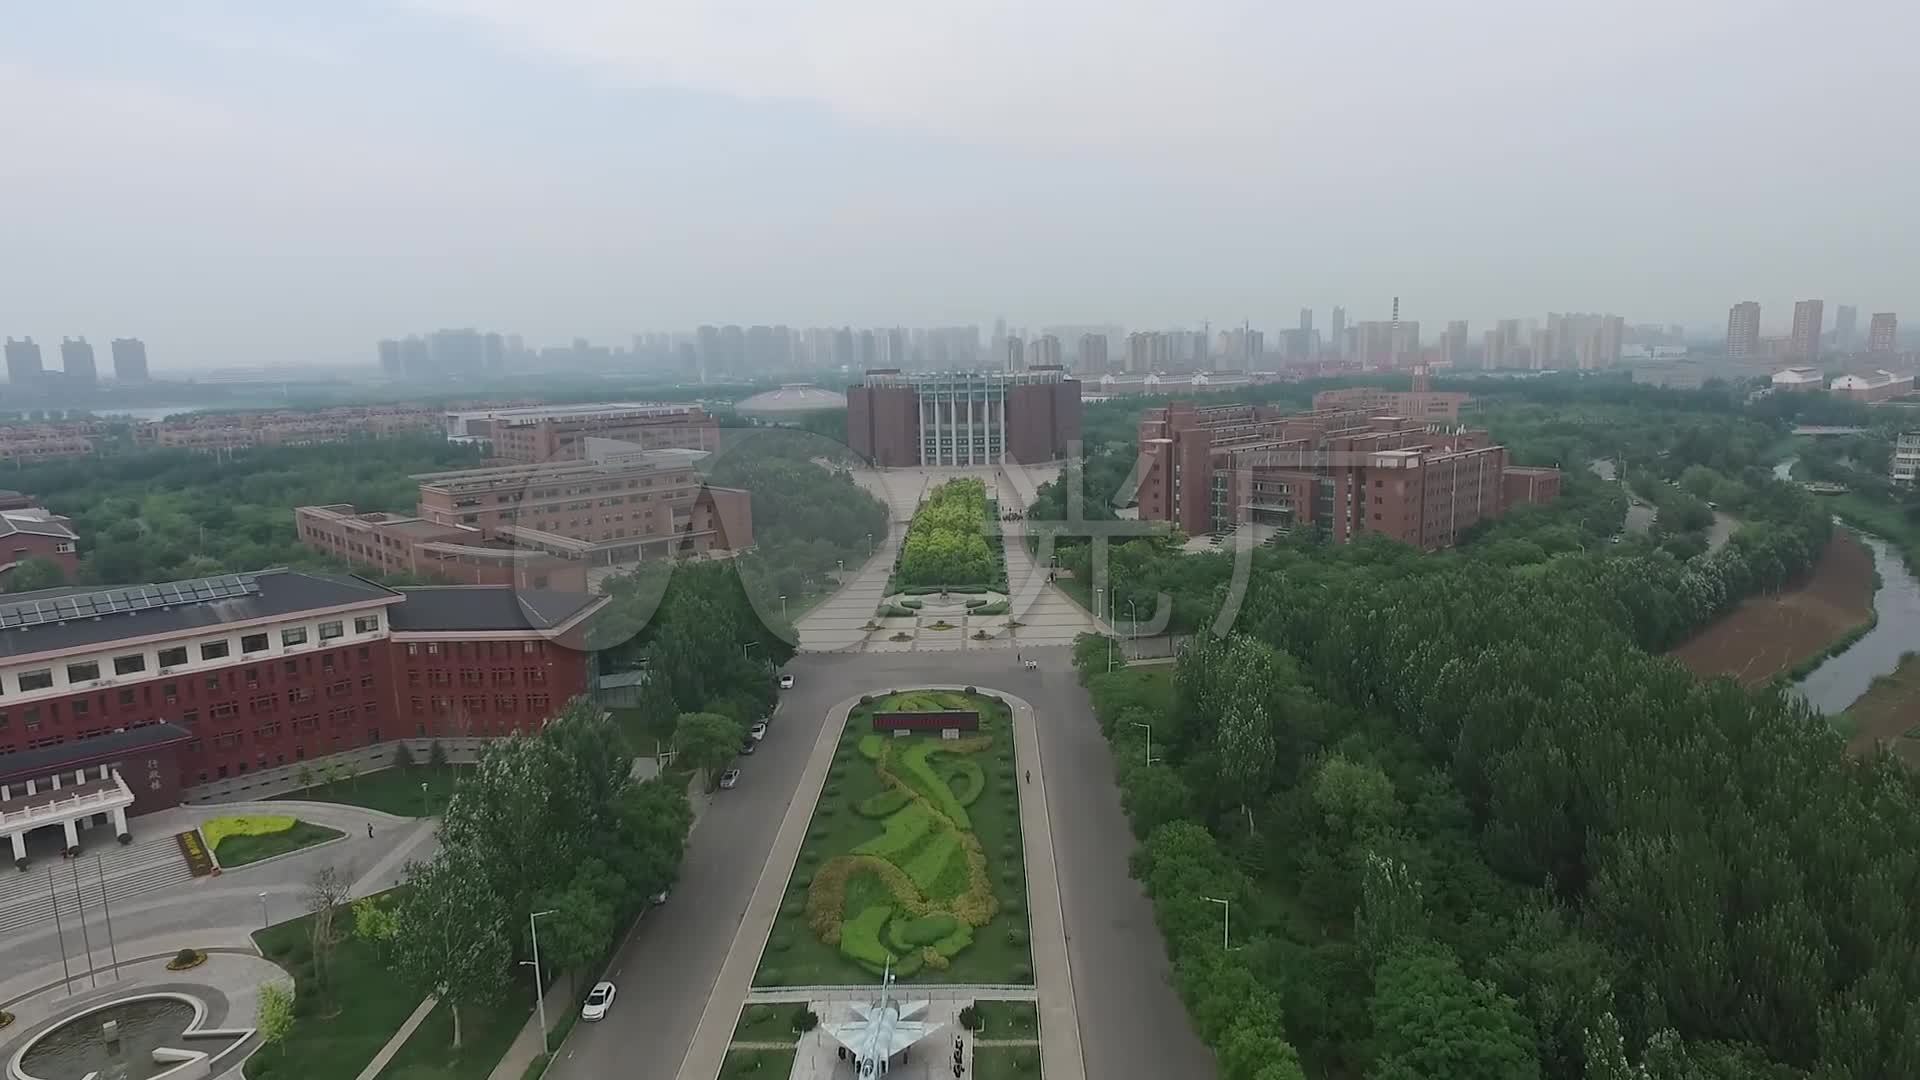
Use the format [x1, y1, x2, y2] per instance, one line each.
[780, 594, 788, 621]
[523, 910, 557, 1057]
[1130, 721, 1157, 767]
[257, 892, 269, 929]
[420, 781, 430, 819]
[1203, 896, 1233, 951]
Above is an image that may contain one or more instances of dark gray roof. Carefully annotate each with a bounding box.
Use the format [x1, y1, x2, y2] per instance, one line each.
[0, 722, 193, 781]
[386, 586, 601, 633]
[0, 569, 396, 660]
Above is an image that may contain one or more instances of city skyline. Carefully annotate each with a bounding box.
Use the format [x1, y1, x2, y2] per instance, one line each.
[1, 2, 1915, 367]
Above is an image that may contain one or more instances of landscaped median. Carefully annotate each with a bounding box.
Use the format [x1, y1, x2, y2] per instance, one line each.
[201, 814, 343, 868]
[890, 478, 1008, 593]
[755, 688, 1031, 986]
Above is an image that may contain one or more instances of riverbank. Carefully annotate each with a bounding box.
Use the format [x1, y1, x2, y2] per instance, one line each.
[1667, 531, 1877, 688]
[1840, 652, 1920, 766]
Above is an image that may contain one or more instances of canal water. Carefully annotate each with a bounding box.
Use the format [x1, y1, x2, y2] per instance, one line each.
[1795, 528, 1920, 715]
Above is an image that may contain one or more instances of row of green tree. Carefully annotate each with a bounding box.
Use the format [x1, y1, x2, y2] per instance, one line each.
[703, 427, 888, 607]
[894, 477, 1001, 590]
[354, 699, 692, 1049]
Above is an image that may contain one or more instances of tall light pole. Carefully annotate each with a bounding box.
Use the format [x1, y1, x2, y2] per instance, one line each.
[1130, 721, 1157, 767]
[257, 892, 269, 929]
[420, 781, 430, 819]
[779, 594, 788, 621]
[1203, 896, 1232, 951]
[524, 909, 557, 1057]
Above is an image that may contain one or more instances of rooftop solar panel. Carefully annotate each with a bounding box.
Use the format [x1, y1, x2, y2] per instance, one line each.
[0, 572, 259, 629]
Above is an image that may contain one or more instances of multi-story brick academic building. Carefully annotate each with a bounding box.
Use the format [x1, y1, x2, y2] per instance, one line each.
[0, 568, 604, 862]
[1136, 401, 1559, 549]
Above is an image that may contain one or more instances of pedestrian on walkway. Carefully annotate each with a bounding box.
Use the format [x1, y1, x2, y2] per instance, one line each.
[1025, 770, 1031, 784]
[367, 822, 374, 839]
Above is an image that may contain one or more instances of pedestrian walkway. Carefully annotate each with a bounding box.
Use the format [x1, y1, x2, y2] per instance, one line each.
[351, 993, 438, 1080]
[485, 973, 574, 1080]
[0, 834, 193, 937]
[1008, 693, 1086, 1080]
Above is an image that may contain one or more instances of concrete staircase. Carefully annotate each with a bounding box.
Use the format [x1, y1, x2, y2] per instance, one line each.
[0, 835, 193, 938]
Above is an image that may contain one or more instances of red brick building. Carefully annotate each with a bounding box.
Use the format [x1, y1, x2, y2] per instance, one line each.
[0, 569, 604, 846]
[0, 506, 79, 585]
[1136, 401, 1558, 549]
[296, 442, 752, 583]
[443, 403, 720, 464]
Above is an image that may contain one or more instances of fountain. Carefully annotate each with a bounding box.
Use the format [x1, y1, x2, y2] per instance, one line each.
[7, 994, 248, 1080]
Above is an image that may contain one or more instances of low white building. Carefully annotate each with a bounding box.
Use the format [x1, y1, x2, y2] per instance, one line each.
[1894, 432, 1920, 486]
[1770, 366, 1824, 392]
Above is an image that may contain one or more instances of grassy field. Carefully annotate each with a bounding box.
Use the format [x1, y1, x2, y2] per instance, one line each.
[972, 1000, 1039, 1039]
[972, 1045, 1043, 1079]
[215, 820, 343, 867]
[719, 1048, 797, 1078]
[378, 995, 531, 1080]
[273, 763, 466, 818]
[1841, 651, 1920, 766]
[246, 900, 421, 1080]
[1668, 531, 1877, 686]
[732, 1003, 803, 1045]
[754, 690, 1032, 987]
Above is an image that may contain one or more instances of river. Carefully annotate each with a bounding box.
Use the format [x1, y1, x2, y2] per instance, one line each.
[1796, 530, 1920, 714]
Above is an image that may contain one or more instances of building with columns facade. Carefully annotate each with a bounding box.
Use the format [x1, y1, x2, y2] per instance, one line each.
[846, 367, 1082, 467]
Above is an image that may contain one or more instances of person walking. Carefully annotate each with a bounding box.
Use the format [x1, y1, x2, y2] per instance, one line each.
[366, 822, 374, 839]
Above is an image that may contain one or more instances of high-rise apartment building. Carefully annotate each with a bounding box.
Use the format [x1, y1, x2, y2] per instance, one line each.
[1869, 313, 1898, 355]
[1004, 336, 1025, 371]
[1790, 300, 1824, 361]
[1441, 321, 1469, 367]
[5, 338, 43, 385]
[1353, 321, 1419, 368]
[60, 337, 98, 386]
[1835, 305, 1859, 351]
[1545, 313, 1624, 369]
[377, 339, 403, 376]
[1030, 335, 1063, 368]
[1726, 301, 1762, 360]
[1329, 307, 1347, 356]
[1077, 333, 1109, 372]
[111, 338, 149, 383]
[1483, 319, 1521, 369]
[1125, 332, 1159, 374]
[1299, 308, 1313, 333]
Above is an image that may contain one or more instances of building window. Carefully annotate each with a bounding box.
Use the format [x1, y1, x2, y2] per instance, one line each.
[282, 627, 308, 647]
[406, 643, 419, 656]
[206, 674, 222, 691]
[284, 659, 300, 676]
[241, 633, 269, 654]
[158, 646, 188, 668]
[360, 674, 375, 689]
[211, 702, 238, 719]
[322, 654, 335, 673]
[18, 669, 52, 692]
[528, 693, 550, 713]
[410, 697, 425, 715]
[355, 614, 380, 633]
[66, 661, 101, 683]
[119, 688, 135, 706]
[258, 722, 282, 739]
[251, 695, 276, 713]
[319, 620, 344, 641]
[181, 709, 199, 727]
[358, 646, 371, 663]
[426, 643, 440, 655]
[327, 680, 350, 698]
[407, 671, 423, 688]
[201, 640, 230, 661]
[288, 687, 314, 704]
[113, 654, 147, 676]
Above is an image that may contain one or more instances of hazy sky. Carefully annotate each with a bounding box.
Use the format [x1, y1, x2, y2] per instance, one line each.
[2, 1, 1915, 368]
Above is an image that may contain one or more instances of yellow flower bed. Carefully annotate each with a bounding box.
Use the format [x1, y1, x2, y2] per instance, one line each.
[200, 815, 297, 852]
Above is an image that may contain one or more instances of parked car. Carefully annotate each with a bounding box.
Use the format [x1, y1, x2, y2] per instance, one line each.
[719, 768, 742, 789]
[749, 721, 769, 741]
[582, 981, 617, 1021]
[779, 674, 794, 690]
[740, 738, 757, 755]
[650, 888, 669, 905]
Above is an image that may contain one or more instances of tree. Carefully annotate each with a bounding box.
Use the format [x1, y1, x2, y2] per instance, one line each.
[303, 865, 354, 1001]
[1368, 943, 1540, 1080]
[533, 861, 620, 975]
[605, 778, 693, 902]
[1355, 852, 1426, 968]
[390, 851, 511, 1050]
[1118, 763, 1193, 841]
[5, 556, 67, 593]
[255, 981, 295, 1055]
[353, 894, 399, 943]
[674, 712, 743, 789]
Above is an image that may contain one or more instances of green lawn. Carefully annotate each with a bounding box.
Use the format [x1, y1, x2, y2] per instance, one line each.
[719, 1048, 797, 1078]
[732, 1003, 804, 1045]
[972, 1000, 1039, 1040]
[379, 995, 531, 1080]
[274, 763, 466, 818]
[215, 820, 344, 867]
[246, 899, 422, 1080]
[754, 691, 1032, 987]
[972, 1045, 1043, 1079]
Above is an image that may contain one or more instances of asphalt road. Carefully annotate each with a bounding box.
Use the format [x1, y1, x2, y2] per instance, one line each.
[547, 647, 1213, 1080]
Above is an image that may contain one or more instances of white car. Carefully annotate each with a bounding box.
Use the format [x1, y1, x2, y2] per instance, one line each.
[719, 768, 742, 789]
[581, 981, 616, 1021]
[779, 674, 794, 690]
[651, 888, 669, 905]
[749, 721, 769, 741]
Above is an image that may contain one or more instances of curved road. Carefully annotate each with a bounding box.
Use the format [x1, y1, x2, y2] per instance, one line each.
[543, 648, 1213, 1080]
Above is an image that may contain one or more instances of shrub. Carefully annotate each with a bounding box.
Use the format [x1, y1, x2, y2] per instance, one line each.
[768, 934, 792, 952]
[856, 787, 913, 817]
[747, 1003, 774, 1025]
[895, 913, 961, 947]
[758, 967, 781, 985]
[825, 783, 842, 797]
[857, 735, 886, 760]
[958, 1004, 979, 1031]
[839, 905, 895, 972]
[800, 850, 820, 865]
[782, 899, 805, 917]
[200, 815, 296, 851]
[946, 760, 986, 806]
[1003, 899, 1023, 916]
[854, 802, 940, 860]
[793, 1007, 819, 1033]
[1014, 964, 1034, 984]
[964, 685, 977, 694]
[859, 694, 873, 705]
[1007, 927, 1028, 946]
[166, 948, 205, 971]
[816, 804, 837, 817]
